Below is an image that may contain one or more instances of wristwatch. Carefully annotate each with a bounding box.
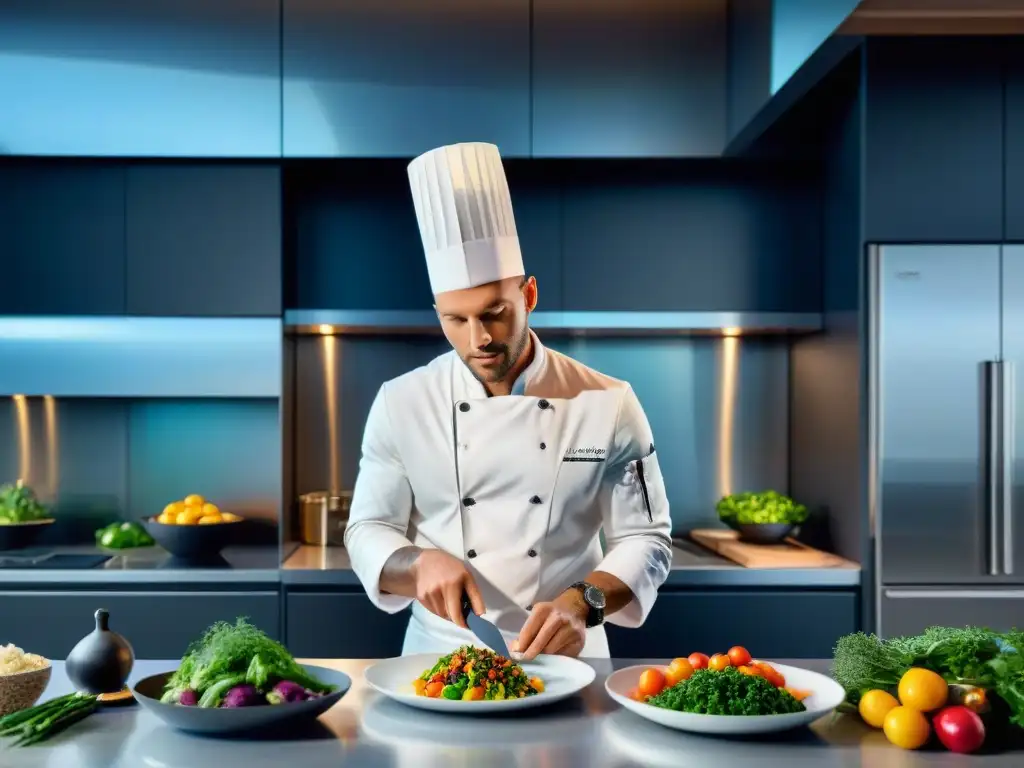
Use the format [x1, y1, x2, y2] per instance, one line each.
[570, 582, 606, 627]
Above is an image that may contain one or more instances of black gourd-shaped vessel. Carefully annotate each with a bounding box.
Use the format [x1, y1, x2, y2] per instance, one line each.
[65, 608, 135, 694]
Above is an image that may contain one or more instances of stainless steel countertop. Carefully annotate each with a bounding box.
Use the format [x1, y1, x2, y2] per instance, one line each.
[2, 658, 1010, 767]
[0, 545, 282, 585]
[282, 540, 862, 588]
[0, 540, 861, 588]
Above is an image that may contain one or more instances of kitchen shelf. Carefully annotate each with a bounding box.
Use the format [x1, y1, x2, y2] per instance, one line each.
[283, 310, 823, 337]
[0, 316, 282, 398]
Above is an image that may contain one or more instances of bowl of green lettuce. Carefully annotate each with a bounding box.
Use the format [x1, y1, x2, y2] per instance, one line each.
[0, 481, 55, 550]
[716, 490, 808, 544]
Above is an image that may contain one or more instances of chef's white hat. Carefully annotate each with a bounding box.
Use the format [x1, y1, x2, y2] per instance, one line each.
[407, 142, 524, 295]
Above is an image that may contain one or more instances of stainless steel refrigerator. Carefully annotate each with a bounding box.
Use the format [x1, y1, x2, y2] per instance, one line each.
[871, 245, 1024, 638]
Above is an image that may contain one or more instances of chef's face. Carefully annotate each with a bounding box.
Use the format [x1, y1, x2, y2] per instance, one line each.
[434, 276, 537, 385]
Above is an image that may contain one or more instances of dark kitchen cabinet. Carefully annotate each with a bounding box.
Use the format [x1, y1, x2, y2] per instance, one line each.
[288, 161, 562, 310]
[285, 590, 410, 658]
[862, 38, 1004, 242]
[0, 165, 126, 315]
[126, 165, 281, 316]
[531, 0, 727, 157]
[282, 0, 530, 158]
[0, 590, 281, 660]
[1004, 42, 1024, 241]
[0, 0, 281, 157]
[606, 589, 858, 659]
[560, 164, 821, 312]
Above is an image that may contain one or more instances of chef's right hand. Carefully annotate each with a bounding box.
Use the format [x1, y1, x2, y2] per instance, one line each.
[410, 549, 486, 629]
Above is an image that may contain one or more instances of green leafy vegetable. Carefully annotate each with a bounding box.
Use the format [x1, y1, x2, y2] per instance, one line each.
[95, 521, 154, 550]
[0, 480, 49, 525]
[647, 667, 805, 716]
[716, 490, 807, 526]
[162, 617, 336, 707]
[832, 626, 1024, 727]
[0, 692, 98, 747]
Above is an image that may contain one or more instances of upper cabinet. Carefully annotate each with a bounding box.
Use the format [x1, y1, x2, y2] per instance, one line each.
[282, 0, 531, 158]
[531, 0, 727, 157]
[0, 0, 281, 157]
[862, 39, 1004, 242]
[1005, 42, 1024, 242]
[0, 165, 127, 315]
[126, 165, 282, 316]
[286, 160, 562, 310]
[560, 163, 821, 312]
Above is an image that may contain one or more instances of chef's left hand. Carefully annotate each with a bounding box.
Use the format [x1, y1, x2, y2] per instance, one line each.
[510, 591, 587, 660]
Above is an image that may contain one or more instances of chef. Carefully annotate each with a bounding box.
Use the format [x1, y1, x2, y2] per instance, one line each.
[345, 142, 673, 659]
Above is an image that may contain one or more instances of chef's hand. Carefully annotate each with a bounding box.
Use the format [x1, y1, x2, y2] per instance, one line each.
[510, 591, 587, 660]
[410, 549, 486, 629]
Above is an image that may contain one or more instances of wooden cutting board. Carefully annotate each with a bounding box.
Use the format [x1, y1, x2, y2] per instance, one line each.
[689, 529, 854, 569]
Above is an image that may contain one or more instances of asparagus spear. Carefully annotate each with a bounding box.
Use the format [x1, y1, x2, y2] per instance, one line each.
[0, 693, 98, 745]
[13, 698, 97, 747]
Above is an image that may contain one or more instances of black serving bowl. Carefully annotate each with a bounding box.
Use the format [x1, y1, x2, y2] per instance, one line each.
[132, 664, 351, 735]
[724, 520, 795, 544]
[143, 516, 241, 560]
[0, 519, 56, 550]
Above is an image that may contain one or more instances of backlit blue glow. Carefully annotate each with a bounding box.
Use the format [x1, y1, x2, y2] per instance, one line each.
[771, 0, 859, 93]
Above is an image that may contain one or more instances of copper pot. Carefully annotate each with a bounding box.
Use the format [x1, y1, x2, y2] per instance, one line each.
[298, 491, 351, 546]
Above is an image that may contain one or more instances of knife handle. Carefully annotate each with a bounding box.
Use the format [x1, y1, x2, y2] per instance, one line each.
[461, 590, 472, 619]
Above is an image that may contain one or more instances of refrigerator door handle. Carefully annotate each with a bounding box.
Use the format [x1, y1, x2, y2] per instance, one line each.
[1005, 361, 1016, 576]
[984, 361, 1001, 576]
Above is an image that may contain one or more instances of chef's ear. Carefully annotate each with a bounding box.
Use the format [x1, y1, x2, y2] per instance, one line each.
[522, 276, 538, 312]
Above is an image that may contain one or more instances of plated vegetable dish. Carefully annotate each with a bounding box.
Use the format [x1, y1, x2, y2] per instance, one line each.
[160, 618, 336, 707]
[413, 646, 544, 701]
[629, 645, 810, 716]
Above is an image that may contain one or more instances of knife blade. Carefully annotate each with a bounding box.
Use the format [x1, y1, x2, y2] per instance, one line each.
[461, 592, 512, 657]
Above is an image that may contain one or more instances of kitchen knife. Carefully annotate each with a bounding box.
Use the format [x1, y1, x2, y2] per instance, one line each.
[461, 592, 512, 657]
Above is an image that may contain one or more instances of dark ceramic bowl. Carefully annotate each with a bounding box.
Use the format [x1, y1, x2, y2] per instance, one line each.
[143, 516, 241, 560]
[0, 519, 55, 550]
[725, 521, 795, 544]
[132, 664, 351, 735]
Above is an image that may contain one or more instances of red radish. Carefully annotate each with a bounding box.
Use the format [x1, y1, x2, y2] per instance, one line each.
[933, 705, 985, 754]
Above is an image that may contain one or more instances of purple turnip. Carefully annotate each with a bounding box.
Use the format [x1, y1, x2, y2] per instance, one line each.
[266, 680, 309, 705]
[178, 690, 199, 706]
[220, 684, 264, 708]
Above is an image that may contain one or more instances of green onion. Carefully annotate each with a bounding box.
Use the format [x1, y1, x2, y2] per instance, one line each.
[0, 693, 99, 746]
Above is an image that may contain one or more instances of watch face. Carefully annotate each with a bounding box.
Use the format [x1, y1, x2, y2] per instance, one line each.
[584, 585, 607, 610]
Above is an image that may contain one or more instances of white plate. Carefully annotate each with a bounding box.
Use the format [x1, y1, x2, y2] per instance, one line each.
[605, 661, 846, 735]
[364, 652, 596, 713]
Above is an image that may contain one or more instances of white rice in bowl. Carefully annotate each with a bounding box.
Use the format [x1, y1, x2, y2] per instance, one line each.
[0, 644, 50, 676]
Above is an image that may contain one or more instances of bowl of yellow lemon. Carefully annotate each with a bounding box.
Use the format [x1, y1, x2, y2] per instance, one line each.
[144, 494, 243, 559]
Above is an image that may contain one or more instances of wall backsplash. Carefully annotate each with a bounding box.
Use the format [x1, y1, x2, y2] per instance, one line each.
[0, 397, 281, 545]
[289, 333, 790, 535]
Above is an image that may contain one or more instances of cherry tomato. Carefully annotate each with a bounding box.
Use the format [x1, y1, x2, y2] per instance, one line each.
[687, 653, 709, 671]
[737, 665, 761, 677]
[858, 689, 899, 728]
[665, 658, 694, 687]
[727, 646, 752, 667]
[898, 668, 948, 713]
[883, 706, 931, 750]
[627, 686, 645, 702]
[933, 705, 985, 754]
[709, 654, 732, 672]
[962, 688, 989, 714]
[425, 681, 444, 698]
[638, 668, 667, 698]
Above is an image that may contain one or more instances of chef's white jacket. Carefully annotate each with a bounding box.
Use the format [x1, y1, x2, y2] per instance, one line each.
[345, 331, 673, 657]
